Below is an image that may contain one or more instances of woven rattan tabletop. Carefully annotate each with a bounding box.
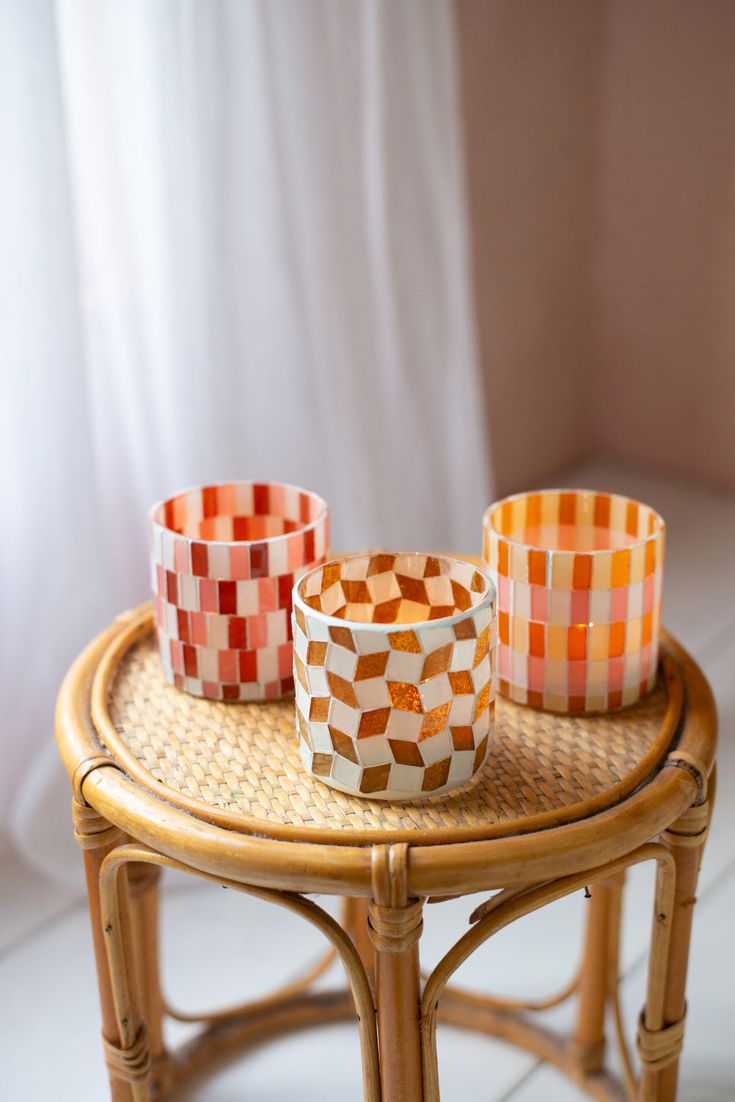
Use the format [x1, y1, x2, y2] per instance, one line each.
[87, 607, 682, 847]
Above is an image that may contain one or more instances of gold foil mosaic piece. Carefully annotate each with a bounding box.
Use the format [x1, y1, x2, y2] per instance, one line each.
[292, 553, 496, 800]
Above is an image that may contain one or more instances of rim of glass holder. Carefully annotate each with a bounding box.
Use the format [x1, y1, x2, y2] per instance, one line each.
[149, 479, 329, 547]
[293, 551, 496, 632]
[483, 487, 666, 556]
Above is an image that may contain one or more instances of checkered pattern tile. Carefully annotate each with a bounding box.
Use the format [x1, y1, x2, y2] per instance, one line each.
[293, 553, 496, 799]
[149, 481, 328, 700]
[483, 489, 665, 713]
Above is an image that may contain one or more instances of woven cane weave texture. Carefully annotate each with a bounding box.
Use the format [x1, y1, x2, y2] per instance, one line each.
[103, 628, 670, 841]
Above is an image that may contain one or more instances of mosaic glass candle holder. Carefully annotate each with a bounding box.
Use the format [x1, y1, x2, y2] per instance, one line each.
[292, 552, 496, 800]
[482, 489, 665, 714]
[150, 481, 329, 701]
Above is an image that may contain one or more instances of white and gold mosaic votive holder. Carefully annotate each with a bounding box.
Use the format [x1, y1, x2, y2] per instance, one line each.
[149, 480, 329, 701]
[482, 489, 665, 714]
[292, 552, 496, 800]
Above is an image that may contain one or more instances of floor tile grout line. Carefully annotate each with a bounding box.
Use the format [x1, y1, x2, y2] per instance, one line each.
[491, 1060, 543, 1102]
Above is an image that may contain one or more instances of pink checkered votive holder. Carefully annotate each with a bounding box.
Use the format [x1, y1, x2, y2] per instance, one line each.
[149, 481, 329, 701]
[482, 489, 665, 714]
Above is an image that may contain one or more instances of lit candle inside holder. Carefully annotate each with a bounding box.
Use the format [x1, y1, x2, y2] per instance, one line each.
[293, 552, 496, 799]
[482, 489, 665, 714]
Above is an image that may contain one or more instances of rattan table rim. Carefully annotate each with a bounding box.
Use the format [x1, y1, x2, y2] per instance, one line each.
[89, 604, 683, 848]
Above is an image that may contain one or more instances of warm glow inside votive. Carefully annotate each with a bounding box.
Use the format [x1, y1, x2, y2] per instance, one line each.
[482, 489, 665, 714]
[292, 552, 496, 799]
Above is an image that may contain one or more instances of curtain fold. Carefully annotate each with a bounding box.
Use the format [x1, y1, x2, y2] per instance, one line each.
[2, 0, 492, 881]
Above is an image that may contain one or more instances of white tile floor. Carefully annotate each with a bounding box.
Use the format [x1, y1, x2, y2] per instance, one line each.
[1, 458, 734, 1101]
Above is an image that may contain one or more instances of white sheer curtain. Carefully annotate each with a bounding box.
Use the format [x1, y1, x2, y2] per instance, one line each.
[1, 0, 492, 881]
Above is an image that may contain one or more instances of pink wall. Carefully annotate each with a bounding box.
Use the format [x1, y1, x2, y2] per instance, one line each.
[457, 0, 735, 495]
[457, 0, 601, 495]
[593, 0, 735, 488]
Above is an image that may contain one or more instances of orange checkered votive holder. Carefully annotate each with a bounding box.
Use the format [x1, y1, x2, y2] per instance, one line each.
[482, 489, 665, 714]
[292, 552, 496, 800]
[149, 481, 329, 701]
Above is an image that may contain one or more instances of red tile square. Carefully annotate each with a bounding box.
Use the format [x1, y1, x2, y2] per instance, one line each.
[608, 656, 625, 691]
[528, 655, 545, 689]
[248, 615, 267, 649]
[230, 545, 250, 579]
[530, 584, 547, 620]
[278, 642, 292, 678]
[529, 622, 545, 657]
[288, 533, 304, 570]
[166, 570, 178, 605]
[643, 575, 655, 613]
[610, 587, 628, 621]
[626, 500, 639, 538]
[645, 539, 656, 576]
[177, 608, 190, 644]
[218, 649, 238, 682]
[605, 688, 621, 709]
[191, 611, 207, 646]
[239, 650, 257, 682]
[278, 573, 294, 610]
[228, 617, 248, 649]
[303, 527, 315, 565]
[528, 549, 546, 586]
[219, 580, 237, 615]
[567, 625, 587, 660]
[202, 486, 217, 518]
[258, 576, 277, 612]
[559, 493, 576, 526]
[250, 542, 269, 578]
[594, 494, 610, 530]
[253, 483, 270, 515]
[570, 589, 590, 625]
[609, 622, 625, 657]
[191, 542, 209, 577]
[497, 540, 509, 576]
[568, 659, 587, 693]
[199, 578, 218, 613]
[183, 644, 198, 677]
[572, 553, 592, 589]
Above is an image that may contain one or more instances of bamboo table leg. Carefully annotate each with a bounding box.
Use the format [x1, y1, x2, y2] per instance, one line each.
[368, 898, 424, 1102]
[368, 843, 424, 1102]
[127, 861, 171, 1097]
[72, 800, 140, 1102]
[570, 874, 625, 1074]
[637, 794, 711, 1101]
[343, 897, 376, 991]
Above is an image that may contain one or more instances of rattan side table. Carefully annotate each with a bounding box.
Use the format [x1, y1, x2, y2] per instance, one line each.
[56, 603, 716, 1102]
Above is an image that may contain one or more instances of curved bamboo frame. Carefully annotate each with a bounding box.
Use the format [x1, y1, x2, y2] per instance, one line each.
[162, 945, 337, 1026]
[99, 844, 380, 1102]
[421, 844, 675, 1101]
[55, 600, 717, 1102]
